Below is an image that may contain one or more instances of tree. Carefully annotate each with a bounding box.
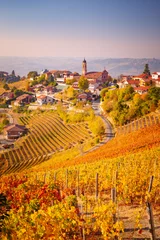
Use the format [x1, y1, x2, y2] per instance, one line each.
[14, 89, 23, 97]
[78, 76, 89, 91]
[66, 78, 76, 85]
[100, 88, 108, 101]
[27, 71, 38, 79]
[113, 79, 117, 84]
[48, 74, 54, 83]
[143, 64, 151, 75]
[3, 84, 10, 90]
[89, 116, 105, 136]
[66, 87, 76, 99]
[148, 87, 160, 102]
[12, 70, 15, 76]
[38, 74, 45, 82]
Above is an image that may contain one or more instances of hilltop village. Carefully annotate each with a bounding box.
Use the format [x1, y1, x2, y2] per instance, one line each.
[0, 59, 160, 144]
[0, 59, 160, 107]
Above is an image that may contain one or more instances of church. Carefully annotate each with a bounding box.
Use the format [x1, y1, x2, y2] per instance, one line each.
[81, 58, 109, 92]
[82, 58, 109, 84]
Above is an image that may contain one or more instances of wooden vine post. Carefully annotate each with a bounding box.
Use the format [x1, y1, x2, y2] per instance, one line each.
[111, 188, 117, 224]
[95, 173, 99, 200]
[146, 176, 156, 240]
[77, 170, 80, 197]
[111, 187, 118, 240]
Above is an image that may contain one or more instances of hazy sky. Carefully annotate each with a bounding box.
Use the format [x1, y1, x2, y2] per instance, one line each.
[0, 0, 160, 58]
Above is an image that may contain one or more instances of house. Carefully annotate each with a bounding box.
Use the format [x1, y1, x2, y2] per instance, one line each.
[0, 71, 8, 78]
[134, 86, 150, 95]
[37, 95, 54, 105]
[72, 81, 79, 90]
[117, 79, 139, 89]
[88, 82, 99, 93]
[133, 73, 152, 86]
[121, 75, 132, 82]
[77, 92, 92, 102]
[14, 94, 35, 106]
[127, 79, 140, 88]
[43, 86, 56, 94]
[5, 124, 27, 139]
[49, 70, 73, 83]
[0, 91, 14, 100]
[152, 72, 160, 79]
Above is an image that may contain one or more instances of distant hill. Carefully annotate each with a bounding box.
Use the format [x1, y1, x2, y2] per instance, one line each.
[0, 56, 160, 78]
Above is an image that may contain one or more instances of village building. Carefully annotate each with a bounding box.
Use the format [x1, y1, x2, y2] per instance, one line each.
[152, 72, 160, 79]
[0, 91, 14, 100]
[121, 75, 132, 82]
[118, 79, 140, 88]
[132, 73, 153, 86]
[82, 58, 109, 85]
[5, 124, 27, 139]
[134, 86, 150, 95]
[72, 82, 79, 90]
[14, 94, 35, 106]
[77, 92, 92, 102]
[37, 95, 54, 105]
[0, 71, 8, 78]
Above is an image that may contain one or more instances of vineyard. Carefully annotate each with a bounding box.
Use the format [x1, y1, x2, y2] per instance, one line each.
[0, 112, 93, 175]
[116, 112, 160, 135]
[0, 113, 160, 239]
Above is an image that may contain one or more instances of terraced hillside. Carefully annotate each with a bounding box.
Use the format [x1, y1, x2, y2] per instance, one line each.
[0, 112, 92, 175]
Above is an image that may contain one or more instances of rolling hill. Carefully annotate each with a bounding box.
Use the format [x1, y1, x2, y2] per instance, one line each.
[0, 56, 160, 77]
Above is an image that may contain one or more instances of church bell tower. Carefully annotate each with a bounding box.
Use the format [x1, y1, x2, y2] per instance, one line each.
[82, 58, 87, 75]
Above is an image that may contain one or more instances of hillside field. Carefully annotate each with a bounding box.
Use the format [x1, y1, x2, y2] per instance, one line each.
[0, 116, 160, 239]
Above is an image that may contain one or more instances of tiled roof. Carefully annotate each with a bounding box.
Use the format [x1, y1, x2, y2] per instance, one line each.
[134, 86, 150, 91]
[127, 80, 139, 85]
[37, 95, 47, 99]
[133, 73, 150, 79]
[16, 94, 30, 100]
[50, 70, 72, 75]
[5, 124, 26, 132]
[49, 70, 58, 74]
[85, 72, 103, 79]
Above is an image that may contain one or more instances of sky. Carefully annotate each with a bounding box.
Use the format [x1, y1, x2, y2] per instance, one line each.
[0, 0, 160, 58]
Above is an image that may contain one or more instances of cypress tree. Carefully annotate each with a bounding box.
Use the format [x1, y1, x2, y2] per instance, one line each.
[143, 64, 151, 75]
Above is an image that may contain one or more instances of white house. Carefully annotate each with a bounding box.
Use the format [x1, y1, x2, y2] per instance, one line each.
[134, 86, 150, 95]
[88, 83, 99, 93]
[152, 72, 160, 79]
[37, 95, 54, 105]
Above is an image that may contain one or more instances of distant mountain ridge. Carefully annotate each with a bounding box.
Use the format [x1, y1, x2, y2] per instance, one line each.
[0, 57, 160, 78]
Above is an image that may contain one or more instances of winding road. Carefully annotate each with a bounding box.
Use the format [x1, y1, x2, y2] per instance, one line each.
[82, 100, 114, 155]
